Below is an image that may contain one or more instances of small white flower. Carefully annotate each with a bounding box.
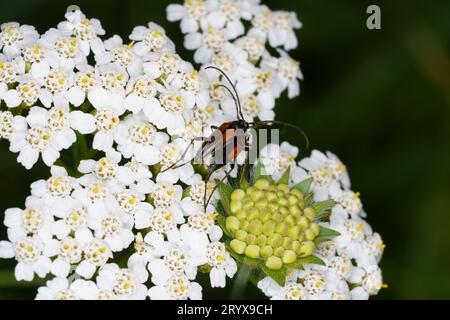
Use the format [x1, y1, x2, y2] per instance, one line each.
[260, 142, 299, 181]
[206, 242, 236, 288]
[36, 277, 79, 300]
[0, 236, 52, 281]
[96, 263, 147, 300]
[9, 114, 62, 169]
[185, 26, 227, 64]
[167, 0, 207, 34]
[130, 22, 175, 56]
[40, 28, 87, 71]
[114, 113, 168, 165]
[0, 110, 15, 140]
[0, 22, 39, 59]
[58, 9, 105, 55]
[148, 272, 202, 300]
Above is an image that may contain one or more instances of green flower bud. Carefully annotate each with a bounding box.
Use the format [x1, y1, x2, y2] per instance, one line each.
[255, 199, 268, 211]
[268, 234, 283, 247]
[297, 216, 309, 230]
[242, 199, 254, 210]
[236, 210, 247, 220]
[282, 250, 297, 264]
[250, 190, 264, 202]
[285, 215, 296, 226]
[288, 195, 298, 205]
[275, 222, 289, 236]
[290, 189, 304, 199]
[261, 245, 273, 258]
[289, 205, 302, 217]
[257, 235, 267, 247]
[230, 200, 242, 214]
[298, 241, 315, 257]
[248, 220, 263, 236]
[291, 240, 301, 253]
[226, 216, 240, 233]
[274, 246, 285, 257]
[282, 237, 292, 249]
[278, 197, 289, 207]
[259, 209, 271, 222]
[246, 233, 257, 245]
[304, 229, 316, 241]
[265, 256, 282, 270]
[266, 191, 277, 203]
[263, 220, 276, 235]
[231, 189, 246, 201]
[254, 178, 270, 190]
[245, 244, 260, 259]
[246, 186, 256, 195]
[246, 207, 259, 220]
[235, 230, 247, 241]
[277, 191, 285, 199]
[304, 207, 316, 221]
[297, 199, 305, 209]
[230, 239, 246, 254]
[272, 213, 284, 222]
[278, 184, 290, 193]
[240, 220, 249, 232]
[287, 226, 301, 239]
[268, 203, 279, 213]
[279, 206, 289, 216]
[310, 223, 320, 236]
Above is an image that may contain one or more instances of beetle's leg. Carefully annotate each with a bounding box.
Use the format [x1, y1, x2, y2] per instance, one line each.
[161, 137, 203, 172]
[203, 163, 235, 211]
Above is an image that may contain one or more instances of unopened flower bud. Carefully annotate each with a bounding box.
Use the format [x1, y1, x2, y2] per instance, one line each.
[231, 189, 246, 201]
[266, 256, 282, 270]
[254, 178, 270, 190]
[304, 207, 316, 221]
[245, 244, 260, 259]
[282, 250, 297, 264]
[230, 239, 246, 254]
[226, 216, 240, 233]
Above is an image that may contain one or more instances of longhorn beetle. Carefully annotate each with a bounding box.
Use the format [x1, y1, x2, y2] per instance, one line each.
[162, 66, 308, 210]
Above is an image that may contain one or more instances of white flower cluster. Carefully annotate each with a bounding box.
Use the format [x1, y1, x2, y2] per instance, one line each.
[258, 145, 385, 300]
[0, 1, 383, 300]
[167, 0, 303, 121]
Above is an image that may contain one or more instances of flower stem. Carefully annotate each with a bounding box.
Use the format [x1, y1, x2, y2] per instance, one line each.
[231, 263, 252, 300]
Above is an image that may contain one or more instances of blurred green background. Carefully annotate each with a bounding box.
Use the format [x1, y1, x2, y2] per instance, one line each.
[1, 0, 449, 299]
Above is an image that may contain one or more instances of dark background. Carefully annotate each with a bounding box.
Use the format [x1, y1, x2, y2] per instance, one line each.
[1, 0, 449, 299]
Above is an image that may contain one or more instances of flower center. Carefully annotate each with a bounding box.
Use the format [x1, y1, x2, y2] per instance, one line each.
[181, 71, 202, 93]
[112, 45, 134, 67]
[116, 192, 139, 213]
[47, 175, 71, 197]
[143, 28, 166, 52]
[278, 57, 300, 82]
[0, 24, 23, 46]
[14, 237, 41, 263]
[58, 238, 82, 264]
[17, 81, 40, 106]
[167, 274, 190, 300]
[211, 53, 235, 74]
[22, 208, 43, 234]
[164, 248, 188, 272]
[0, 111, 14, 139]
[237, 36, 265, 62]
[94, 157, 118, 180]
[185, 0, 206, 20]
[113, 270, 136, 296]
[75, 71, 97, 91]
[151, 183, 177, 207]
[207, 242, 228, 268]
[74, 19, 96, 40]
[84, 240, 110, 266]
[95, 109, 119, 132]
[65, 209, 87, 231]
[88, 183, 107, 202]
[26, 127, 52, 150]
[101, 215, 121, 236]
[47, 107, 68, 131]
[160, 144, 180, 169]
[203, 28, 225, 51]
[130, 123, 156, 145]
[149, 207, 176, 234]
[0, 60, 16, 83]
[55, 36, 78, 59]
[133, 76, 155, 98]
[45, 70, 68, 94]
[160, 93, 184, 114]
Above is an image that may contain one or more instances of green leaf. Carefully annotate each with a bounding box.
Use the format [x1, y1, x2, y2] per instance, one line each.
[260, 263, 287, 286]
[253, 161, 266, 181]
[277, 167, 291, 185]
[243, 257, 261, 267]
[284, 255, 326, 270]
[292, 178, 313, 195]
[314, 226, 341, 243]
[312, 199, 336, 216]
[217, 215, 232, 238]
[217, 181, 233, 216]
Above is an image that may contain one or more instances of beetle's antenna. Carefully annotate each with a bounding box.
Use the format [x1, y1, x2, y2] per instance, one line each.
[205, 65, 245, 121]
[249, 120, 310, 150]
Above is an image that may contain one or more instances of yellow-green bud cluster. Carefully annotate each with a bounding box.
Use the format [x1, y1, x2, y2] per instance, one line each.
[226, 178, 320, 270]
